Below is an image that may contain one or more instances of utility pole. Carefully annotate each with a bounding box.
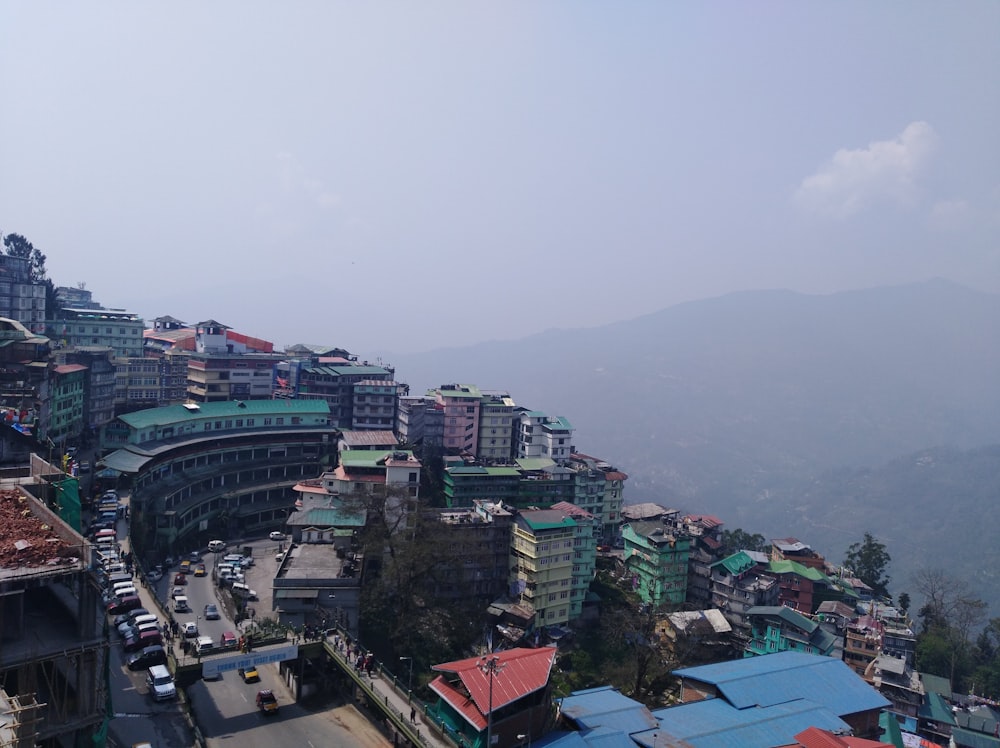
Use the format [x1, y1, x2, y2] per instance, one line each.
[478, 654, 505, 748]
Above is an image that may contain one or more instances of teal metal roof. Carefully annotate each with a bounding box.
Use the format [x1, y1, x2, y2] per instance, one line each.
[290, 507, 366, 527]
[515, 457, 555, 471]
[713, 551, 757, 576]
[747, 606, 818, 633]
[768, 559, 831, 583]
[918, 690, 956, 725]
[120, 400, 330, 430]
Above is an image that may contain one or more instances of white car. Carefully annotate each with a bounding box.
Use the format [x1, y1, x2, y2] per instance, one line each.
[269, 531, 285, 541]
[182, 621, 199, 637]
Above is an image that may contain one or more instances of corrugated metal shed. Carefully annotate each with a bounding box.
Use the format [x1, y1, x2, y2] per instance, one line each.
[673, 651, 890, 715]
[645, 697, 851, 748]
[557, 686, 659, 733]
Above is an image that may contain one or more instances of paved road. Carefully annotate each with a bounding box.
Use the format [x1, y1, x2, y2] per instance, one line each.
[146, 537, 391, 748]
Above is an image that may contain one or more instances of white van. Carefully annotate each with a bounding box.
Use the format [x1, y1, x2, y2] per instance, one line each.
[114, 585, 137, 600]
[173, 595, 190, 613]
[231, 582, 257, 600]
[112, 580, 136, 594]
[207, 540, 226, 553]
[195, 635, 214, 654]
[146, 665, 176, 702]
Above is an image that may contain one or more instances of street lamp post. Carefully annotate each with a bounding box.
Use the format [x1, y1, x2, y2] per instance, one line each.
[478, 654, 505, 748]
[400, 656, 414, 693]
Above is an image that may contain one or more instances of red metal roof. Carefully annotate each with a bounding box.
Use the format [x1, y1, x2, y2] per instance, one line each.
[792, 727, 894, 748]
[430, 647, 556, 728]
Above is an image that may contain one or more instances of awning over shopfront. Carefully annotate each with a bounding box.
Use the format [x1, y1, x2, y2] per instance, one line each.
[99, 449, 153, 474]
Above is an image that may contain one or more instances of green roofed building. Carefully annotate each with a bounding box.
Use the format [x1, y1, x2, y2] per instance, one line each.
[765, 559, 844, 614]
[622, 520, 691, 607]
[745, 605, 841, 658]
[100, 399, 338, 554]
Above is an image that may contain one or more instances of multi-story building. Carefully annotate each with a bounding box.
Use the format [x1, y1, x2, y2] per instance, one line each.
[41, 363, 87, 445]
[763, 559, 842, 614]
[549, 501, 598, 620]
[568, 453, 627, 544]
[843, 615, 883, 677]
[52, 308, 145, 357]
[443, 464, 523, 507]
[0, 470, 108, 744]
[275, 354, 399, 430]
[621, 520, 691, 608]
[477, 391, 517, 462]
[435, 383, 483, 455]
[516, 410, 574, 463]
[0, 318, 49, 438]
[509, 507, 580, 628]
[327, 449, 422, 502]
[100, 399, 338, 554]
[184, 320, 281, 403]
[396, 394, 444, 447]
[351, 380, 401, 431]
[55, 284, 102, 311]
[710, 551, 779, 631]
[56, 347, 116, 435]
[432, 500, 514, 601]
[744, 606, 840, 658]
[0, 254, 46, 334]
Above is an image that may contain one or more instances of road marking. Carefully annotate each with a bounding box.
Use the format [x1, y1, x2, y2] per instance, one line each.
[240, 692, 248, 702]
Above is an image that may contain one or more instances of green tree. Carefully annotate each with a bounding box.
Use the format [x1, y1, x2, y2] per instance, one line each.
[2, 232, 48, 282]
[843, 532, 891, 598]
[914, 568, 988, 689]
[720, 528, 768, 556]
[897, 591, 911, 613]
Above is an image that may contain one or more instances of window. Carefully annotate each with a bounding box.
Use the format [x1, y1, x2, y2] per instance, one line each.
[466, 406, 475, 413]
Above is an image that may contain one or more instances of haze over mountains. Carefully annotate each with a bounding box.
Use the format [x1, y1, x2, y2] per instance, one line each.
[384, 279, 1000, 610]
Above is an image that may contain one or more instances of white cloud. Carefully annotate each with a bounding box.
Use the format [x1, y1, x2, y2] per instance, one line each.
[795, 121, 939, 218]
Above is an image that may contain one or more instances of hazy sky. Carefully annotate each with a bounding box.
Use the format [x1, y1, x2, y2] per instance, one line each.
[2, 3, 998, 354]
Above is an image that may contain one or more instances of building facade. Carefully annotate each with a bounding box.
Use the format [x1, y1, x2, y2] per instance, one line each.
[100, 400, 338, 554]
[0, 255, 46, 334]
[622, 519, 691, 608]
[52, 308, 145, 357]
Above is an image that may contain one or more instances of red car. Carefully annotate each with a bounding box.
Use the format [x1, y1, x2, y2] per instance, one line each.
[173, 573, 188, 585]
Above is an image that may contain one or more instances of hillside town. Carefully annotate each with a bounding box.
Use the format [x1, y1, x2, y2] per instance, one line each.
[0, 246, 998, 748]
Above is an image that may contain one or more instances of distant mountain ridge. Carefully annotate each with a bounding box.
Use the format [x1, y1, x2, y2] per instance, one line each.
[385, 279, 1000, 602]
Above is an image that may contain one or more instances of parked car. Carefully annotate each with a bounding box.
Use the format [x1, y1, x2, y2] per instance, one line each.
[113, 609, 150, 628]
[269, 531, 285, 541]
[203, 603, 220, 620]
[256, 689, 278, 714]
[126, 644, 166, 671]
[124, 630, 162, 653]
[107, 595, 141, 615]
[146, 664, 176, 702]
[240, 665, 260, 683]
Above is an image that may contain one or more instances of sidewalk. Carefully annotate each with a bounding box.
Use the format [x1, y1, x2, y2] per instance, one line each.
[325, 635, 459, 748]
